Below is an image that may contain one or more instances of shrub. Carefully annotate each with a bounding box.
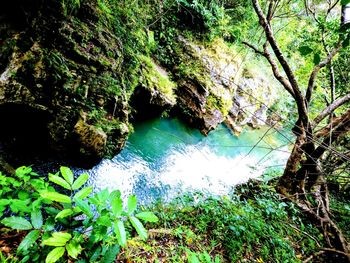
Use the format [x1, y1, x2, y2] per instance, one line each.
[0, 166, 158, 262]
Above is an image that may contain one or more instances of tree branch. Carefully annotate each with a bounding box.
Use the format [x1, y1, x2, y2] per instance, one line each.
[313, 108, 350, 159]
[313, 92, 350, 126]
[242, 41, 264, 56]
[306, 41, 342, 104]
[242, 41, 296, 98]
[251, 0, 308, 125]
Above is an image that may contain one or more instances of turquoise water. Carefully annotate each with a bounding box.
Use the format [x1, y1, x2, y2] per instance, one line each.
[85, 118, 292, 205]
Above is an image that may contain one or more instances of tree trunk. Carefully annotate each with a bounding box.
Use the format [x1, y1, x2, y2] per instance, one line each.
[277, 131, 350, 255]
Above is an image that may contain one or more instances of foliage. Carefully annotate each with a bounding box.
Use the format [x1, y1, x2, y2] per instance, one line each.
[0, 167, 158, 262]
[0, 252, 18, 263]
[330, 191, 350, 239]
[119, 182, 325, 262]
[61, 0, 81, 17]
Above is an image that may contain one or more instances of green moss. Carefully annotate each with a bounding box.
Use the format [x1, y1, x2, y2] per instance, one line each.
[0, 38, 17, 71]
[206, 93, 232, 116]
[139, 55, 177, 102]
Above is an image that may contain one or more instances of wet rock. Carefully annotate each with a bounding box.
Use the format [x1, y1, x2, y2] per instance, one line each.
[173, 36, 276, 135]
[74, 112, 107, 159]
[131, 57, 176, 120]
[0, 0, 129, 167]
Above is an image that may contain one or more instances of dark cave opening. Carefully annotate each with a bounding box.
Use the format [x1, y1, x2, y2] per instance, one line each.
[0, 103, 52, 165]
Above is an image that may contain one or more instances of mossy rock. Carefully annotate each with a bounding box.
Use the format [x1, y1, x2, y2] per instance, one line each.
[130, 56, 177, 120]
[173, 36, 240, 134]
[0, 0, 130, 167]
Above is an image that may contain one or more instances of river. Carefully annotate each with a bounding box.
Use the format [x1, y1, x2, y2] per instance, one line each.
[78, 118, 292, 205]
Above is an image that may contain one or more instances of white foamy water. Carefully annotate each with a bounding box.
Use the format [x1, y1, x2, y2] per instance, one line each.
[83, 120, 291, 205]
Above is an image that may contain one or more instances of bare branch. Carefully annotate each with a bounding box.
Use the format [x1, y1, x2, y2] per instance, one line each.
[306, 42, 342, 104]
[242, 41, 264, 56]
[251, 0, 308, 124]
[243, 41, 296, 98]
[313, 92, 350, 126]
[327, 0, 340, 15]
[267, 0, 275, 22]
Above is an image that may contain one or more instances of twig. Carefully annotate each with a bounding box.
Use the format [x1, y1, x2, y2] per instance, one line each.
[288, 224, 321, 247]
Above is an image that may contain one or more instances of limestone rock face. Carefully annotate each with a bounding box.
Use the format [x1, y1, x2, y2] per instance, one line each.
[74, 113, 107, 160]
[225, 75, 276, 135]
[0, 0, 129, 166]
[130, 57, 176, 120]
[174, 37, 238, 135]
[0, 0, 277, 168]
[173, 36, 276, 135]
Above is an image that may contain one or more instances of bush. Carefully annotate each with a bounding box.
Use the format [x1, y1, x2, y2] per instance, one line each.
[149, 183, 324, 262]
[0, 166, 158, 262]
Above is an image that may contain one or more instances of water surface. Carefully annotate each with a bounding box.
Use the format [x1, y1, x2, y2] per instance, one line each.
[84, 118, 292, 205]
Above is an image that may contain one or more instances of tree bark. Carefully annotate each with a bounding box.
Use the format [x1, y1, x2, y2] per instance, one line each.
[249, 0, 350, 255]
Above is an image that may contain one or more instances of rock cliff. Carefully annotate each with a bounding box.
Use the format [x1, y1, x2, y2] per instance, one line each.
[0, 0, 277, 168]
[0, 0, 129, 166]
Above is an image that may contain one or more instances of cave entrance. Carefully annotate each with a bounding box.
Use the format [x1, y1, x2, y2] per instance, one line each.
[0, 103, 51, 165]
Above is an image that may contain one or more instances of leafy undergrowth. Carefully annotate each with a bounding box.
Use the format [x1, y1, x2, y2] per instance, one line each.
[118, 181, 326, 263]
[330, 192, 350, 242]
[2, 168, 348, 262]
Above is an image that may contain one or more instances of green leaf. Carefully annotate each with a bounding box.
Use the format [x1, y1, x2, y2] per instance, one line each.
[9, 199, 31, 213]
[52, 232, 72, 240]
[31, 209, 43, 229]
[96, 215, 112, 227]
[1, 216, 33, 230]
[15, 166, 32, 178]
[20, 255, 31, 263]
[60, 166, 74, 185]
[17, 230, 40, 253]
[73, 186, 93, 200]
[55, 209, 74, 219]
[30, 179, 47, 192]
[98, 189, 110, 203]
[127, 195, 137, 215]
[135, 212, 159, 223]
[130, 216, 147, 240]
[313, 53, 321, 65]
[49, 174, 71, 190]
[75, 199, 93, 218]
[341, 0, 350, 5]
[114, 220, 127, 247]
[188, 252, 201, 263]
[298, 45, 313, 56]
[72, 173, 89, 190]
[45, 247, 65, 263]
[43, 232, 72, 247]
[18, 190, 30, 200]
[100, 245, 120, 263]
[0, 199, 10, 206]
[111, 196, 123, 217]
[66, 240, 82, 259]
[90, 246, 102, 261]
[41, 192, 71, 204]
[110, 190, 121, 200]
